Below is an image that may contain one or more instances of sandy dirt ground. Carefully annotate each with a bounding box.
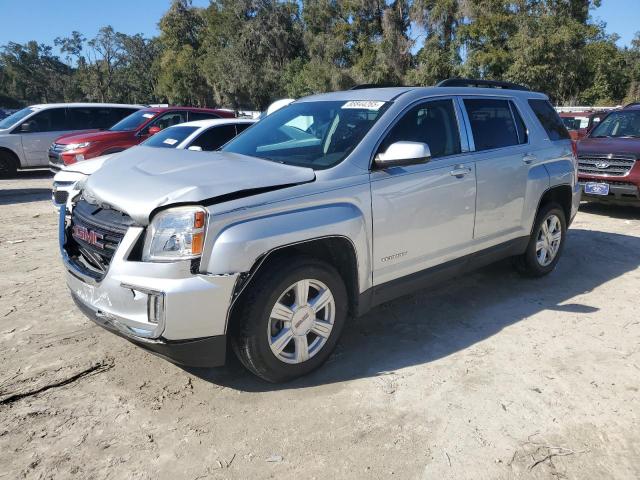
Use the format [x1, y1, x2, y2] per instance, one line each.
[1, 171, 639, 480]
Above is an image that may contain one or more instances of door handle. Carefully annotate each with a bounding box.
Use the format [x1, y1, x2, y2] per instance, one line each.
[523, 154, 537, 164]
[450, 166, 472, 177]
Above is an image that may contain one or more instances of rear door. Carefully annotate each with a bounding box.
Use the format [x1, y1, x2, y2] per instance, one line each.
[21, 107, 71, 167]
[460, 97, 531, 242]
[370, 98, 477, 286]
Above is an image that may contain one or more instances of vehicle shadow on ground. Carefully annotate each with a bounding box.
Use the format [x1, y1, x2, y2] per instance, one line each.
[0, 188, 51, 205]
[0, 170, 52, 205]
[186, 228, 640, 391]
[579, 201, 640, 220]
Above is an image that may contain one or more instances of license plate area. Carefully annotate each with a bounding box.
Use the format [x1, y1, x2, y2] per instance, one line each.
[584, 182, 610, 196]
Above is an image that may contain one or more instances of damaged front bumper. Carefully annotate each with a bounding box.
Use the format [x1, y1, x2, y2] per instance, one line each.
[59, 205, 239, 367]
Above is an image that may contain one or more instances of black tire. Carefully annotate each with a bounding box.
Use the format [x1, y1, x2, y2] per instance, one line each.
[514, 202, 567, 277]
[0, 151, 18, 178]
[231, 255, 348, 383]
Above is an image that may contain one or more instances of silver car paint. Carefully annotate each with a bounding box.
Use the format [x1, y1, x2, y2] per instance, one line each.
[82, 147, 316, 224]
[62, 86, 579, 346]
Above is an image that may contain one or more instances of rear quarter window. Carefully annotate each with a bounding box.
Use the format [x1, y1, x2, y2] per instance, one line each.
[528, 99, 570, 140]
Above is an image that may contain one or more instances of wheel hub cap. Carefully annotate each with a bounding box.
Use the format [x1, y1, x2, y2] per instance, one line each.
[291, 306, 315, 335]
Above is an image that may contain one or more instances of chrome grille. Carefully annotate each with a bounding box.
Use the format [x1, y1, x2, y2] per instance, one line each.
[578, 154, 636, 177]
[49, 143, 65, 166]
[65, 201, 135, 279]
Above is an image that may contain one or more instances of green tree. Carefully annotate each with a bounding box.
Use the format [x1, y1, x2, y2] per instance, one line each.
[156, 0, 210, 105]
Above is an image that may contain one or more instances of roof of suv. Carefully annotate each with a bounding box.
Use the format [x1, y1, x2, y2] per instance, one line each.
[140, 106, 233, 114]
[298, 86, 548, 103]
[29, 102, 144, 110]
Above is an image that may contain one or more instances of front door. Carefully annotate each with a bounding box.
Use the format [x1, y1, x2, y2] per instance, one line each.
[370, 98, 477, 286]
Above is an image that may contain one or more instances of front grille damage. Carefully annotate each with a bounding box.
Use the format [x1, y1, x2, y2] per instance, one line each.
[65, 200, 136, 279]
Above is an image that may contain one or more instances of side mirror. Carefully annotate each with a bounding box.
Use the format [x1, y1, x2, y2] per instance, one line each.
[374, 141, 431, 168]
[20, 122, 32, 133]
[187, 145, 203, 151]
[147, 125, 162, 136]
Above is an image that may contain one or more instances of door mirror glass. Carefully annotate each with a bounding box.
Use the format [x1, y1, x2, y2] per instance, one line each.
[375, 141, 431, 168]
[20, 122, 32, 133]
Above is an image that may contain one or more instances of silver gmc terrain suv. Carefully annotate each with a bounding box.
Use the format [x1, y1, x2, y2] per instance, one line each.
[59, 80, 581, 382]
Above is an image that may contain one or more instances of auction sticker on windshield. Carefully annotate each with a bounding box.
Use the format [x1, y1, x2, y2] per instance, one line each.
[342, 101, 385, 110]
[163, 138, 178, 146]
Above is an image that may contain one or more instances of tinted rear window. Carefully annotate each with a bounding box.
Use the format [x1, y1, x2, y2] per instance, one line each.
[528, 99, 570, 140]
[464, 99, 523, 151]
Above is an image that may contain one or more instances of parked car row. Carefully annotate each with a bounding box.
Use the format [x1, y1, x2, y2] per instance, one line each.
[0, 103, 234, 177]
[57, 80, 581, 382]
[559, 110, 610, 140]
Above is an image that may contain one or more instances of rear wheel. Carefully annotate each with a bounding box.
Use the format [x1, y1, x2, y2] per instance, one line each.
[0, 151, 18, 178]
[231, 256, 348, 383]
[515, 202, 566, 277]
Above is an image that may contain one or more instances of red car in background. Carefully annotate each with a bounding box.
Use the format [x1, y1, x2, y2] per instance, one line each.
[48, 106, 235, 171]
[559, 110, 609, 140]
[577, 104, 640, 205]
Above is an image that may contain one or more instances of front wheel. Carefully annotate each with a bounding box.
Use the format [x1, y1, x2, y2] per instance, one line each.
[231, 256, 348, 383]
[515, 203, 567, 277]
[0, 151, 17, 178]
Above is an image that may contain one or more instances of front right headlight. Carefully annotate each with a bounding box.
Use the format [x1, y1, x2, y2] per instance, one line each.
[142, 206, 207, 262]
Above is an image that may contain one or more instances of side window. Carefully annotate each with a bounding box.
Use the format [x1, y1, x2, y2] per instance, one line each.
[528, 99, 570, 140]
[66, 108, 93, 130]
[148, 111, 188, 132]
[189, 125, 237, 151]
[235, 123, 252, 135]
[188, 111, 220, 122]
[24, 108, 67, 132]
[380, 99, 461, 158]
[464, 98, 521, 151]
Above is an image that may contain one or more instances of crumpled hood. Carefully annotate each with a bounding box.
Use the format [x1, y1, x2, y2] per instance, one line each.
[83, 146, 316, 224]
[578, 137, 640, 157]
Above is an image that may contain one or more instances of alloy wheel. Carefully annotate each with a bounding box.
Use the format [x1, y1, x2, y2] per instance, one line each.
[535, 213, 562, 267]
[267, 279, 335, 364]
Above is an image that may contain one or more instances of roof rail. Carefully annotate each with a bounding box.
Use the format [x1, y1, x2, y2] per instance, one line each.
[624, 101, 640, 109]
[436, 78, 529, 91]
[349, 83, 397, 90]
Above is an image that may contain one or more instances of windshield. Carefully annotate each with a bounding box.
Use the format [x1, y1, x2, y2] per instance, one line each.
[222, 100, 389, 169]
[0, 107, 36, 129]
[590, 110, 640, 138]
[141, 126, 199, 148]
[109, 110, 157, 132]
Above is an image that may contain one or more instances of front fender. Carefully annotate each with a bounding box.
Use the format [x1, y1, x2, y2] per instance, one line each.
[202, 203, 372, 293]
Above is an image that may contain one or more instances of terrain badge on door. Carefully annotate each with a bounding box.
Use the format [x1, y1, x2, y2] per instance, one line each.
[381, 251, 408, 262]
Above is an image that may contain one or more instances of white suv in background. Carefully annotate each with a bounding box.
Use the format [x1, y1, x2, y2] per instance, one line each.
[0, 103, 142, 176]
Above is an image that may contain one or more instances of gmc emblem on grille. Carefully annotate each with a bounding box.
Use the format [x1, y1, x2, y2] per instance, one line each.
[72, 225, 104, 249]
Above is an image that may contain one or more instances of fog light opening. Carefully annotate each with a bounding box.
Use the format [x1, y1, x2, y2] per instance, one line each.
[147, 292, 165, 325]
